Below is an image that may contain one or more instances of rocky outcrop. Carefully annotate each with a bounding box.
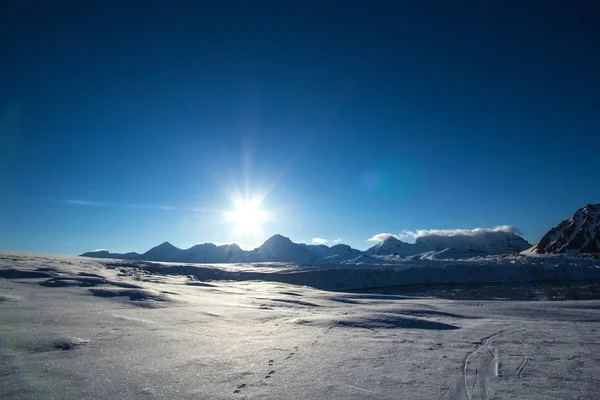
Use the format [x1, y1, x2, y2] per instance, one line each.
[527, 204, 600, 254]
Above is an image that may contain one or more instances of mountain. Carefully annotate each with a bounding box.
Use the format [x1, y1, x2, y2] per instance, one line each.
[79, 250, 141, 260]
[179, 243, 243, 263]
[81, 235, 366, 264]
[366, 236, 416, 256]
[142, 242, 181, 262]
[414, 230, 531, 255]
[366, 231, 531, 257]
[525, 204, 600, 254]
[143, 242, 246, 263]
[82, 242, 244, 263]
[323, 244, 364, 262]
[239, 234, 316, 263]
[81, 229, 532, 264]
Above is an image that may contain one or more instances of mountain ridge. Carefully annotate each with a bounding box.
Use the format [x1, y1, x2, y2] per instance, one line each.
[81, 229, 532, 263]
[525, 204, 600, 254]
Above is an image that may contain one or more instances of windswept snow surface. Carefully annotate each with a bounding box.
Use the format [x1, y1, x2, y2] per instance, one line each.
[2, 251, 600, 399]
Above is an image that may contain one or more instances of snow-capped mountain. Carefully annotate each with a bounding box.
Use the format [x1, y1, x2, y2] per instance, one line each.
[81, 235, 366, 264]
[82, 242, 244, 263]
[414, 230, 531, 255]
[321, 244, 364, 262]
[525, 204, 600, 254]
[366, 230, 531, 257]
[231, 236, 365, 263]
[365, 236, 416, 256]
[180, 243, 243, 263]
[82, 228, 534, 264]
[238, 234, 316, 263]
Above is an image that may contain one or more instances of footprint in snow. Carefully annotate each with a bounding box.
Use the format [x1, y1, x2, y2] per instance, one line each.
[286, 346, 299, 358]
[233, 384, 246, 394]
[265, 370, 275, 379]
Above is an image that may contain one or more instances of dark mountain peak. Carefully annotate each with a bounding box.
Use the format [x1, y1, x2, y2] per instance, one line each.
[527, 203, 600, 254]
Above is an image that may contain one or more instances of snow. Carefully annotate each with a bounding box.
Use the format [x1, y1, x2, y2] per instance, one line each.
[1, 251, 600, 399]
[406, 248, 490, 260]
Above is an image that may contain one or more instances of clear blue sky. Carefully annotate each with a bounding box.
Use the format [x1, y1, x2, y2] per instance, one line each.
[1, 1, 599, 254]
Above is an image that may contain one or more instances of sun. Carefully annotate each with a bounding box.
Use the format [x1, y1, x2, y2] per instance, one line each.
[226, 197, 267, 234]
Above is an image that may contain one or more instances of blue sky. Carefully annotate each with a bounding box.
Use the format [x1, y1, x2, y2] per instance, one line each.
[1, 1, 599, 254]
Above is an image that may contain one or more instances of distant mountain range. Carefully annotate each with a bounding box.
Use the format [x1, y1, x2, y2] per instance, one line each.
[81, 234, 364, 264]
[81, 230, 531, 263]
[81, 203, 600, 263]
[524, 204, 600, 255]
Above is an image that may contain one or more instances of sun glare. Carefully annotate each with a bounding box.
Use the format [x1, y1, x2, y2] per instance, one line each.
[226, 197, 267, 234]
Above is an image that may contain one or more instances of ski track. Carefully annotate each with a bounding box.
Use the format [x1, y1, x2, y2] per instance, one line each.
[445, 327, 526, 400]
[516, 356, 529, 378]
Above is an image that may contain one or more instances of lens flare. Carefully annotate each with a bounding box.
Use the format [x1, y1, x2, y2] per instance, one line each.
[226, 197, 268, 235]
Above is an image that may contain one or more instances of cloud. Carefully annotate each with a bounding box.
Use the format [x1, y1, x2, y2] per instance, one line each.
[333, 238, 342, 244]
[414, 225, 522, 238]
[367, 226, 522, 242]
[368, 233, 400, 242]
[312, 237, 328, 245]
[67, 200, 106, 207]
[367, 232, 414, 242]
[66, 200, 176, 211]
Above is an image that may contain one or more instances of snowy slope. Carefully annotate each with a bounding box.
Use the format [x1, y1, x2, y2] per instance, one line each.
[2, 251, 600, 400]
[406, 248, 490, 260]
[322, 244, 364, 262]
[525, 204, 600, 254]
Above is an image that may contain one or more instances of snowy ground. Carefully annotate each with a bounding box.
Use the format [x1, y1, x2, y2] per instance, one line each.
[1, 252, 599, 399]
